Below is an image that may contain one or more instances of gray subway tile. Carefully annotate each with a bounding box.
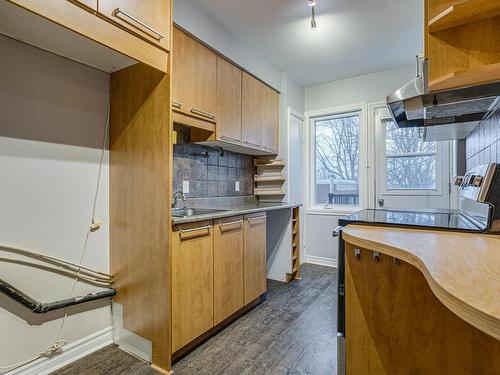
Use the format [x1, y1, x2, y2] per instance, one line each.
[218, 166, 228, 181]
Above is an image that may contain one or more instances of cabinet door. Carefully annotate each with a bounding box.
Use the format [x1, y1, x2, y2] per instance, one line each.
[171, 221, 214, 353]
[242, 72, 265, 149]
[214, 216, 244, 324]
[172, 27, 217, 123]
[243, 213, 267, 304]
[69, 0, 97, 11]
[98, 0, 170, 51]
[216, 57, 242, 143]
[261, 87, 279, 153]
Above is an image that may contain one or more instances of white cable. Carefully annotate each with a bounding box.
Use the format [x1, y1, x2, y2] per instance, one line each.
[0, 106, 111, 372]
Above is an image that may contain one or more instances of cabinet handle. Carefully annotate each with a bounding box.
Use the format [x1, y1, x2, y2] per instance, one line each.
[219, 220, 243, 232]
[178, 225, 212, 240]
[191, 108, 215, 120]
[247, 215, 266, 222]
[172, 100, 183, 109]
[112, 8, 165, 40]
[243, 141, 262, 148]
[221, 135, 241, 143]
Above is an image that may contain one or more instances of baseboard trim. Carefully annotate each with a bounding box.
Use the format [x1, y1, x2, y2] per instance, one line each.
[6, 327, 113, 375]
[305, 255, 338, 268]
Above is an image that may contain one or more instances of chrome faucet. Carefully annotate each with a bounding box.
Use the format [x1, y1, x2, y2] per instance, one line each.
[172, 191, 186, 209]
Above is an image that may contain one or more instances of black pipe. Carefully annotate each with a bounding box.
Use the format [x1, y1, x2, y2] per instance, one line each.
[0, 277, 116, 314]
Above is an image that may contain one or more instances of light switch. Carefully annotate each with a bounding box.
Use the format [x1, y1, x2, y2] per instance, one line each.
[235, 181, 240, 192]
[182, 180, 189, 194]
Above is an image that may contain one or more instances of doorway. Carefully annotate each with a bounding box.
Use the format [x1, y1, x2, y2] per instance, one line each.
[373, 106, 450, 209]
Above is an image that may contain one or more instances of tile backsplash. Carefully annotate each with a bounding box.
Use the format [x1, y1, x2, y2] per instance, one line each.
[173, 144, 255, 198]
[466, 102, 500, 169]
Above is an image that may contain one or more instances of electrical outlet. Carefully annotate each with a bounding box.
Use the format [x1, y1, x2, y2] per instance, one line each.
[182, 180, 189, 194]
[235, 181, 240, 192]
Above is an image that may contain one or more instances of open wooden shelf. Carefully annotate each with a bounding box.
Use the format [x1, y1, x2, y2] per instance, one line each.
[428, 0, 500, 33]
[429, 62, 500, 91]
[253, 175, 286, 182]
[254, 159, 285, 167]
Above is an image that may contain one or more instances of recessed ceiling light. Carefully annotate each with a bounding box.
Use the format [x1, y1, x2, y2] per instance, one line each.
[308, 0, 316, 6]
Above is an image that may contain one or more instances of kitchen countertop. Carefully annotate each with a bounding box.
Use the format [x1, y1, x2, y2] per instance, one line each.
[342, 224, 500, 340]
[172, 201, 301, 225]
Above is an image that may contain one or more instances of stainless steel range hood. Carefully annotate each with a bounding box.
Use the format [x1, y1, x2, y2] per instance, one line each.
[386, 58, 500, 142]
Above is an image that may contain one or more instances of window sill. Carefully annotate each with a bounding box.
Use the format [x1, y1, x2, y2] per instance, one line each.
[306, 205, 361, 216]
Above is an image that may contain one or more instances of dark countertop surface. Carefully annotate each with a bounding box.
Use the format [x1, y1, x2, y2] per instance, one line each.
[172, 201, 301, 225]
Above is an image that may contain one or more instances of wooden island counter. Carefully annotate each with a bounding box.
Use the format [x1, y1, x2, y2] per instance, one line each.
[342, 225, 500, 374]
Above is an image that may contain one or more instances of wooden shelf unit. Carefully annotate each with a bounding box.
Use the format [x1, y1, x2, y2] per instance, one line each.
[429, 62, 500, 91]
[254, 159, 286, 202]
[426, 0, 500, 91]
[428, 0, 500, 33]
[287, 207, 301, 282]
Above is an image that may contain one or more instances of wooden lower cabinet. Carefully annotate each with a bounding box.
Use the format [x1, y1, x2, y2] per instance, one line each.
[243, 213, 267, 305]
[172, 214, 268, 355]
[213, 216, 245, 324]
[171, 221, 214, 353]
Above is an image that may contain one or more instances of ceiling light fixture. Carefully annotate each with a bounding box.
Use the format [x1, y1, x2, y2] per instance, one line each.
[308, 0, 317, 29]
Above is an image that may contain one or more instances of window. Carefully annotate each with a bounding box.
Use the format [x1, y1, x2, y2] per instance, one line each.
[385, 120, 437, 190]
[312, 111, 361, 207]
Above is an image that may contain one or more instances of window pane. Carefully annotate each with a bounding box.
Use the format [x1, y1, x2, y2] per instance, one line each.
[385, 121, 436, 155]
[315, 114, 359, 205]
[387, 155, 436, 189]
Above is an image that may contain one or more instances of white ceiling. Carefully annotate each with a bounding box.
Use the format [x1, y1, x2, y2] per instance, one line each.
[189, 0, 423, 87]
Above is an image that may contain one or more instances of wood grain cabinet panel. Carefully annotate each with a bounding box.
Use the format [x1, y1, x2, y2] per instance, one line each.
[214, 216, 245, 324]
[262, 87, 279, 153]
[98, 0, 171, 51]
[216, 56, 242, 143]
[242, 72, 265, 149]
[172, 27, 217, 124]
[242, 72, 279, 153]
[171, 221, 214, 353]
[68, 0, 97, 11]
[243, 213, 267, 305]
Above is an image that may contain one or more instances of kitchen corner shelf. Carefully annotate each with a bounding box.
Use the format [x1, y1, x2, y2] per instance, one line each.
[428, 0, 500, 32]
[428, 0, 500, 33]
[429, 63, 500, 91]
[254, 159, 286, 202]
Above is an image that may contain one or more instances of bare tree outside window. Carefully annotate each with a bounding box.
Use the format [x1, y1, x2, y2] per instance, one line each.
[314, 114, 360, 205]
[385, 121, 436, 190]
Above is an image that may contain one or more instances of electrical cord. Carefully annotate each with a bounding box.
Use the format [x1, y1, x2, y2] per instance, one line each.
[0, 106, 111, 372]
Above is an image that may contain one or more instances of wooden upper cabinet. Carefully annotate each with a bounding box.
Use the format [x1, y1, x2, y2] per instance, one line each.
[243, 213, 267, 305]
[98, 0, 171, 51]
[242, 72, 264, 148]
[216, 56, 242, 143]
[213, 216, 245, 325]
[69, 0, 97, 11]
[172, 27, 217, 124]
[425, 0, 500, 91]
[242, 72, 279, 153]
[262, 88, 279, 153]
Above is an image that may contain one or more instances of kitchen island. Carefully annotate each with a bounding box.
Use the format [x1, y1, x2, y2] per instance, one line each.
[342, 225, 500, 374]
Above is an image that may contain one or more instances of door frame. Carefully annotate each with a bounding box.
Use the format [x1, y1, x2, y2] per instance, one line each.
[286, 107, 306, 264]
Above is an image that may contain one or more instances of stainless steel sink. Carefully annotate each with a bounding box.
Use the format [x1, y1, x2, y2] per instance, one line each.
[172, 208, 228, 218]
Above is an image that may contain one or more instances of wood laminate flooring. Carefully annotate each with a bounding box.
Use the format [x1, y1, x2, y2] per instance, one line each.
[53, 264, 338, 375]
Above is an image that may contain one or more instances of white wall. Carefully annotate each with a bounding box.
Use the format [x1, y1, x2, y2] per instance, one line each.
[304, 65, 415, 263]
[305, 65, 415, 111]
[173, 0, 282, 91]
[0, 36, 111, 370]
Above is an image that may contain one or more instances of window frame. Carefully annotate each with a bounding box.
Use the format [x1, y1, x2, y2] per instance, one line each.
[376, 108, 445, 197]
[305, 104, 368, 215]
